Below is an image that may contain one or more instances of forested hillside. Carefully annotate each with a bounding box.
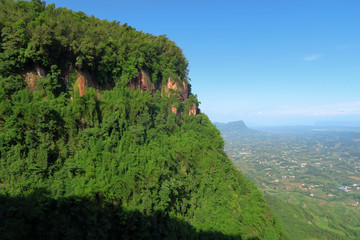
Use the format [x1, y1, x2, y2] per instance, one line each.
[0, 1, 285, 239]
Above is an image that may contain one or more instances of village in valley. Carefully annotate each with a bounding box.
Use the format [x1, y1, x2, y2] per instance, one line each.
[222, 127, 360, 207]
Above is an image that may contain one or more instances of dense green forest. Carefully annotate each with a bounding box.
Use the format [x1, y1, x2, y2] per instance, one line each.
[0, 1, 286, 239]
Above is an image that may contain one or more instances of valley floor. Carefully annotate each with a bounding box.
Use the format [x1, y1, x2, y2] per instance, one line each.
[222, 127, 360, 240]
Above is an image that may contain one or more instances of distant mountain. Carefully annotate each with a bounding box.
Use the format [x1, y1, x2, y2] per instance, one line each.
[214, 120, 255, 134]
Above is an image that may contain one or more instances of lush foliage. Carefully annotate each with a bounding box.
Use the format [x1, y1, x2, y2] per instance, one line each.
[0, 0, 188, 91]
[0, 1, 285, 239]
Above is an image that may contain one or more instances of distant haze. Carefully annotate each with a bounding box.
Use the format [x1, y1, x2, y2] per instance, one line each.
[314, 121, 360, 127]
[215, 119, 360, 128]
[215, 115, 360, 128]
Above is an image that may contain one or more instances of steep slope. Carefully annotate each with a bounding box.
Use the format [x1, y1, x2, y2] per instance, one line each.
[0, 1, 285, 239]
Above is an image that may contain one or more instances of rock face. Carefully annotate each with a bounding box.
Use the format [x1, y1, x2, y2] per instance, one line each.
[128, 71, 155, 93]
[189, 104, 197, 116]
[23, 66, 197, 116]
[24, 72, 39, 92]
[163, 77, 189, 101]
[129, 72, 196, 116]
[171, 106, 178, 115]
[75, 70, 98, 97]
[24, 64, 46, 92]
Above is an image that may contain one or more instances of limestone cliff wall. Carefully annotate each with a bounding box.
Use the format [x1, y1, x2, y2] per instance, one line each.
[23, 65, 47, 92]
[23, 66, 197, 115]
[24, 72, 39, 92]
[75, 70, 98, 97]
[128, 71, 155, 93]
[163, 77, 189, 101]
[189, 104, 197, 116]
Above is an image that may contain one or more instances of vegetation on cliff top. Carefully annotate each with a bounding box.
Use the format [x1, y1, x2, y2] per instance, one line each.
[0, 1, 286, 239]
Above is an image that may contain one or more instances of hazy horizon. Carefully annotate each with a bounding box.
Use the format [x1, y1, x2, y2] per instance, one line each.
[50, 0, 360, 126]
[213, 119, 360, 128]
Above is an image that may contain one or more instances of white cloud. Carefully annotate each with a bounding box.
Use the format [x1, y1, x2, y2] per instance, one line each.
[304, 54, 322, 61]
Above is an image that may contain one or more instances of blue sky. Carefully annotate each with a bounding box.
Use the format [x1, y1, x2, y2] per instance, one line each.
[50, 0, 360, 126]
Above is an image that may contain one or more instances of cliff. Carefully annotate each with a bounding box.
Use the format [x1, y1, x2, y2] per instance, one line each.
[163, 77, 189, 101]
[74, 70, 99, 97]
[0, 1, 286, 239]
[128, 70, 156, 93]
[23, 66, 197, 115]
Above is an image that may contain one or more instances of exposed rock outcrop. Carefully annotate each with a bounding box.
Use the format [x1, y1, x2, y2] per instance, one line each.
[171, 106, 177, 115]
[23, 66, 197, 116]
[24, 72, 39, 92]
[128, 71, 155, 93]
[74, 70, 98, 97]
[163, 77, 189, 101]
[189, 104, 197, 116]
[129, 72, 197, 116]
[24, 64, 46, 92]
